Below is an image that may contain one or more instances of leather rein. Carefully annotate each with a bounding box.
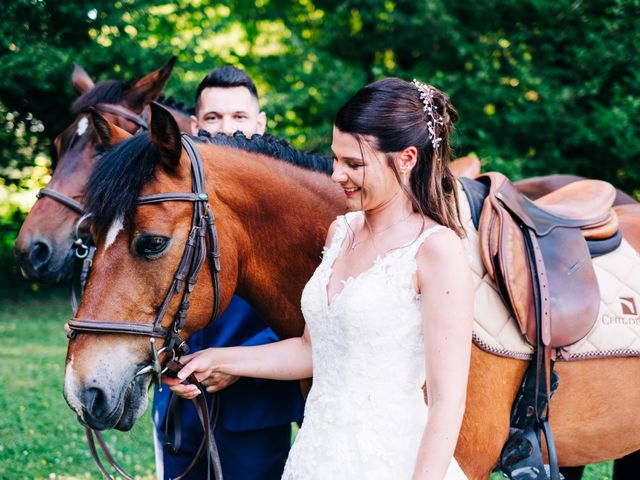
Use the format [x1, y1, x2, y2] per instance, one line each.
[66, 134, 223, 479]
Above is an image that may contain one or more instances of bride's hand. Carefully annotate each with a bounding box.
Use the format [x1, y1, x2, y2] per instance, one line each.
[162, 348, 227, 399]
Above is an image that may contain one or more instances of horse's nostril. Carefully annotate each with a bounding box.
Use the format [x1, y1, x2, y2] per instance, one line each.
[85, 386, 110, 418]
[30, 241, 52, 271]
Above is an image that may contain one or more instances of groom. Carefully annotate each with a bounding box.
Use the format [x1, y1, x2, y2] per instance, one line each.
[153, 66, 304, 480]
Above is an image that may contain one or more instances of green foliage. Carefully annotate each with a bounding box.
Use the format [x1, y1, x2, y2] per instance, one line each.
[1, 0, 639, 184]
[0, 5, 635, 474]
[0, 0, 639, 283]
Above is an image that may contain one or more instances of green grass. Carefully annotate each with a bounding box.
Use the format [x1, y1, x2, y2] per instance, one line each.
[0, 288, 615, 479]
[0, 289, 155, 479]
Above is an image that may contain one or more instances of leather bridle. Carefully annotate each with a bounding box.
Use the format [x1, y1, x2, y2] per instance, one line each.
[36, 188, 85, 214]
[91, 102, 149, 131]
[67, 134, 222, 342]
[37, 103, 147, 214]
[67, 134, 223, 479]
[36, 103, 148, 261]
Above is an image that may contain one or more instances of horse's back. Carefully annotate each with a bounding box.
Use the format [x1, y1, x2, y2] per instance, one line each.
[617, 203, 640, 253]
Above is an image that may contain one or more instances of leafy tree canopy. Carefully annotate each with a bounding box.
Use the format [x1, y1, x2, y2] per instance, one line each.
[1, 0, 639, 197]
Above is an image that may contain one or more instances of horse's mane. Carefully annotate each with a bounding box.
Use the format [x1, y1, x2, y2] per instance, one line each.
[201, 131, 332, 174]
[85, 134, 157, 237]
[86, 132, 332, 237]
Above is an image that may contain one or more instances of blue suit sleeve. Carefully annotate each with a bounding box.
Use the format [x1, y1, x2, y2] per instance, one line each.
[239, 327, 280, 347]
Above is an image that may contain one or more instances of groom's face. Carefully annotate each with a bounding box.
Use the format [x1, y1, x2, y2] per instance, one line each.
[190, 86, 266, 138]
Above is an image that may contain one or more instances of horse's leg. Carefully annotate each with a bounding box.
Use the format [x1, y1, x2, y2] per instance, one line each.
[455, 345, 528, 479]
[551, 357, 640, 466]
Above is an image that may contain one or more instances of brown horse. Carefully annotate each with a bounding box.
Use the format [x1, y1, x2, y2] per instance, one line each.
[14, 57, 190, 283]
[63, 106, 640, 478]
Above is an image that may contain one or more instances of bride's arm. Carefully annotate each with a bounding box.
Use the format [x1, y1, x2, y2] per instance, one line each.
[165, 219, 340, 399]
[412, 228, 473, 480]
[164, 326, 313, 398]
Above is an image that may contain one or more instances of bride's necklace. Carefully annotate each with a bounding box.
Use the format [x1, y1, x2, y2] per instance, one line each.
[350, 212, 412, 251]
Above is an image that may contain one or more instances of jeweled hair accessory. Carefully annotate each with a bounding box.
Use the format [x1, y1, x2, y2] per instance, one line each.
[411, 79, 443, 150]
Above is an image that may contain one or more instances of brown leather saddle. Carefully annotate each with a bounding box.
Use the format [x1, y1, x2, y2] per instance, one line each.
[476, 172, 617, 348]
[466, 172, 620, 479]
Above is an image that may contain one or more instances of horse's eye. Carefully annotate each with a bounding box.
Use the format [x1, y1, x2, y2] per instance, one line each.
[135, 235, 170, 259]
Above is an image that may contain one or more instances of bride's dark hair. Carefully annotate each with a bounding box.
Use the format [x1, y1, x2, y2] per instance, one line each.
[334, 77, 463, 236]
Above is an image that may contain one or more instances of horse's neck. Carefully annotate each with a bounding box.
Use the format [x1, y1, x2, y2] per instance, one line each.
[209, 148, 342, 339]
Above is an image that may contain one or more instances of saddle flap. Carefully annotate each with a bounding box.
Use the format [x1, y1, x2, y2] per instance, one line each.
[490, 193, 536, 339]
[537, 228, 601, 347]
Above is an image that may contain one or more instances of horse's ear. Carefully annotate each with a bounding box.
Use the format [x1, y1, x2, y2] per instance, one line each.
[90, 110, 133, 150]
[126, 56, 177, 109]
[149, 102, 182, 173]
[71, 64, 95, 95]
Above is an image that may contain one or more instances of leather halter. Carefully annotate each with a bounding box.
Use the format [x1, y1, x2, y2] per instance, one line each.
[93, 103, 149, 130]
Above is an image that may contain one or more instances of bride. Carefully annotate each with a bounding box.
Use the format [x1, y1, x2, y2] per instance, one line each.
[165, 77, 473, 479]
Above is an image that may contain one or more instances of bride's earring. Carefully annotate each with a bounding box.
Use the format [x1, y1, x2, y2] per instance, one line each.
[401, 169, 409, 185]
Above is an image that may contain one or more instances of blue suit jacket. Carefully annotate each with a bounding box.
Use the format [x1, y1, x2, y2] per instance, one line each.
[153, 295, 304, 432]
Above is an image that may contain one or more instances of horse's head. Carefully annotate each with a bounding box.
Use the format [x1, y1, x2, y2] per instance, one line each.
[63, 105, 239, 430]
[64, 103, 343, 430]
[15, 57, 178, 284]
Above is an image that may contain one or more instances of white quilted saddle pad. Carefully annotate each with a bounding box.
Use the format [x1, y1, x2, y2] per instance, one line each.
[459, 182, 640, 361]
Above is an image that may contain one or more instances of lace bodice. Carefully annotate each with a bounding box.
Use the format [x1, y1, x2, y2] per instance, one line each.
[282, 212, 467, 479]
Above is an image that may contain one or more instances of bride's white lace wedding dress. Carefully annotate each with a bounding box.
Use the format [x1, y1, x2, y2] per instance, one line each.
[282, 212, 467, 479]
